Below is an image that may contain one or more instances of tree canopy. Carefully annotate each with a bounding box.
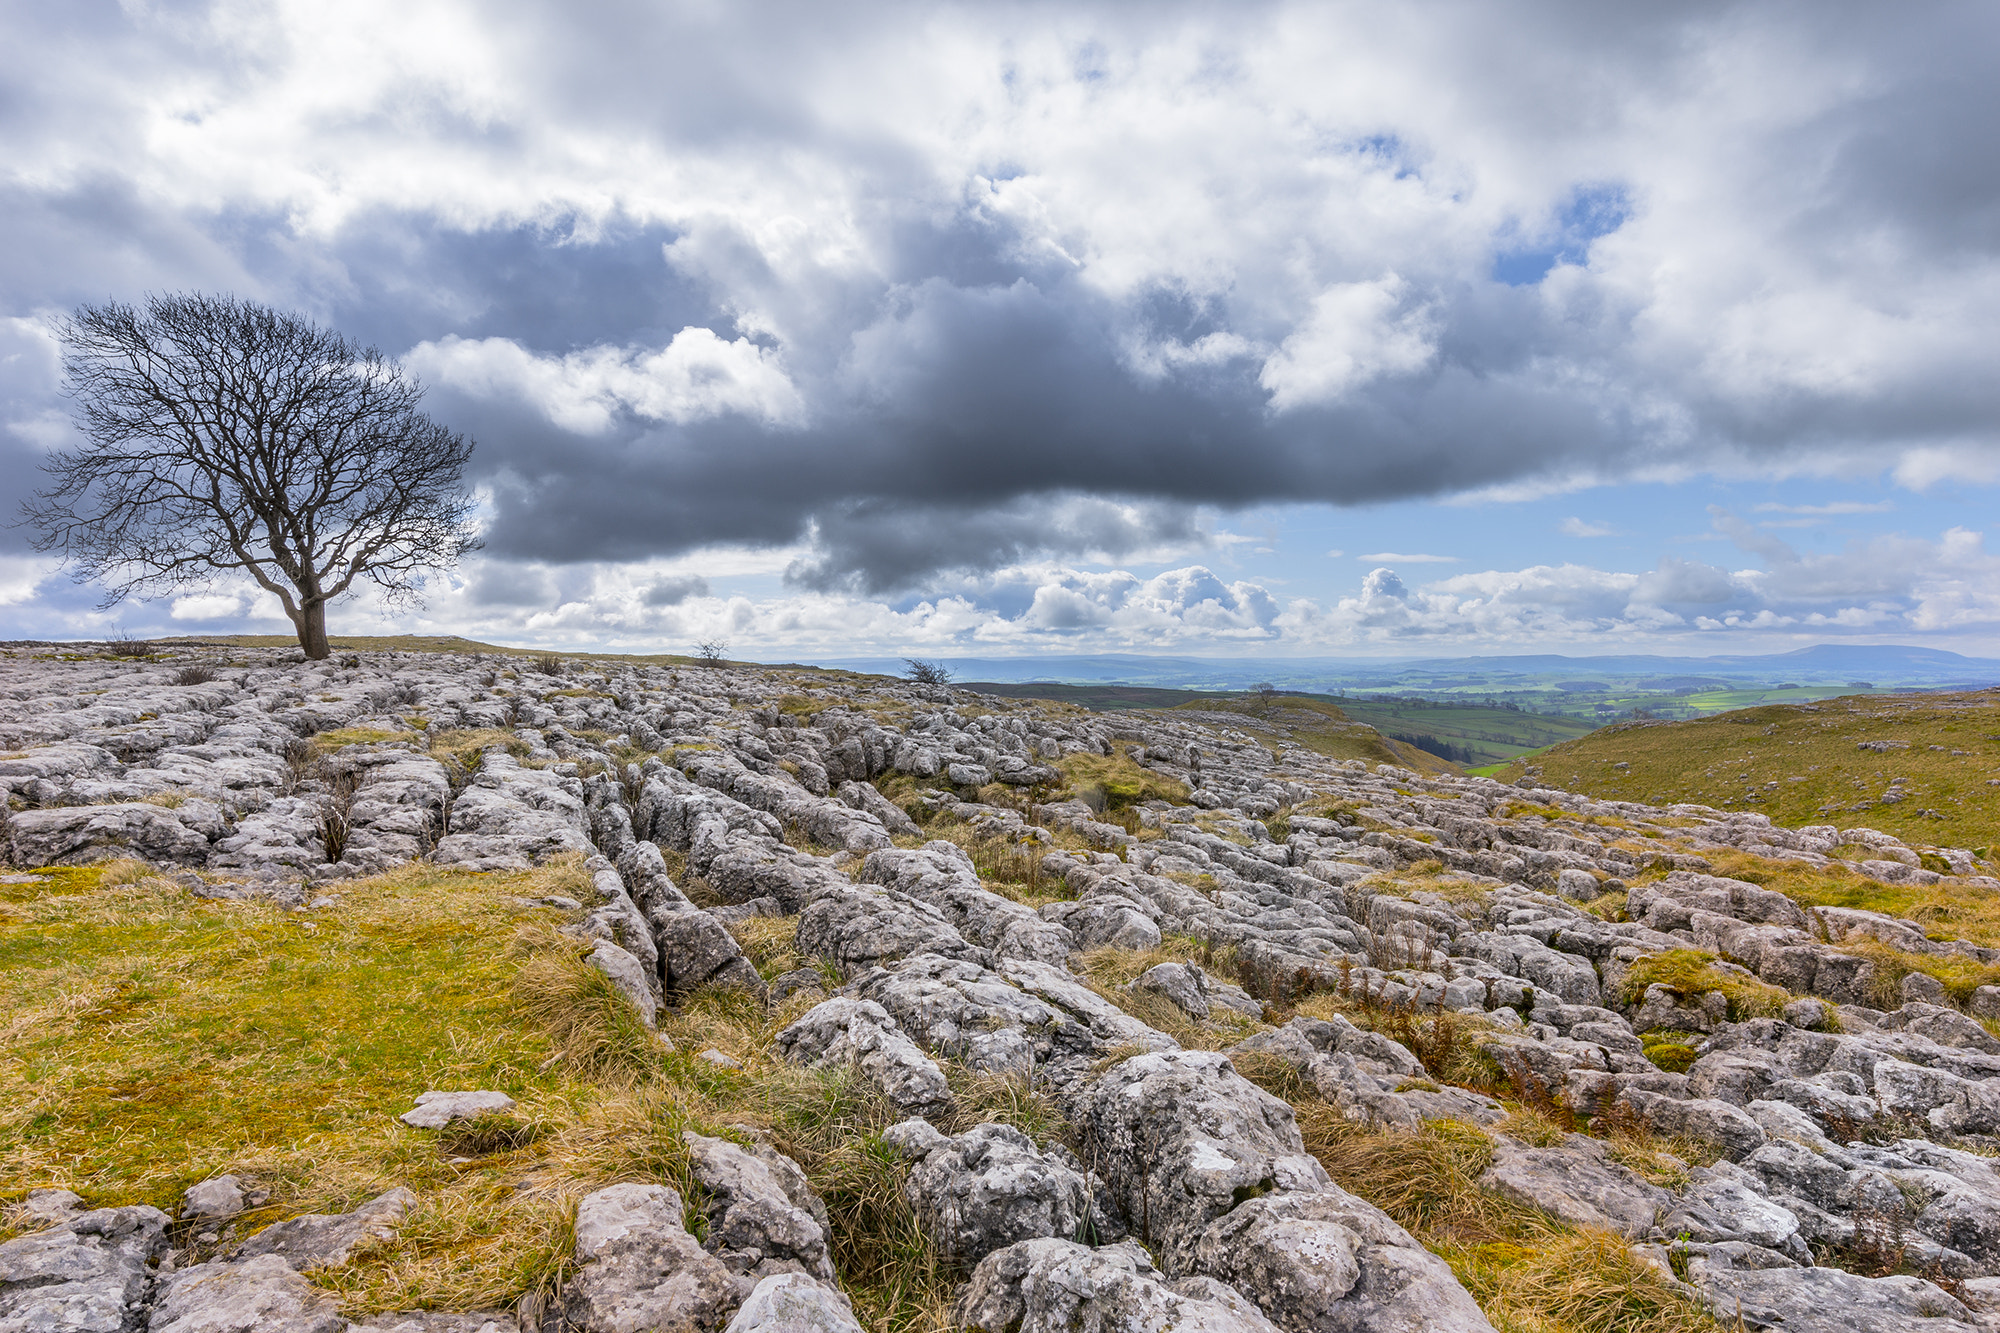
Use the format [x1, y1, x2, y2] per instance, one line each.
[23, 293, 479, 658]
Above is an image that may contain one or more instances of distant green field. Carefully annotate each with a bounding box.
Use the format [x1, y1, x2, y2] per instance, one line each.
[1331, 699, 1597, 766]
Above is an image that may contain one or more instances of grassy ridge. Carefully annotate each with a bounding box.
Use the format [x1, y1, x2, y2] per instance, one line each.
[1498, 689, 2000, 851]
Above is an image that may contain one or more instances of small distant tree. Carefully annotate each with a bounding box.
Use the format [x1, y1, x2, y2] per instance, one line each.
[694, 639, 730, 668]
[22, 294, 478, 660]
[1252, 681, 1278, 712]
[903, 658, 953, 686]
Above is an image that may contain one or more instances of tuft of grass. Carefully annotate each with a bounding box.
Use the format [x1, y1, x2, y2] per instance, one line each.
[430, 728, 532, 773]
[310, 727, 414, 755]
[728, 915, 804, 980]
[435, 1112, 545, 1157]
[172, 664, 219, 686]
[1054, 749, 1190, 811]
[1825, 937, 2000, 1010]
[509, 925, 663, 1087]
[1620, 948, 1788, 1022]
[1456, 1229, 1721, 1333]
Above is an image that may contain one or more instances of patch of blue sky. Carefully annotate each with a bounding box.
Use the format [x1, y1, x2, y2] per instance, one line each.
[1492, 182, 1631, 286]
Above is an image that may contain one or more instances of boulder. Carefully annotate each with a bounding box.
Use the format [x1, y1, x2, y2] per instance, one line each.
[774, 997, 952, 1116]
[0, 1204, 169, 1333]
[1192, 1188, 1497, 1333]
[400, 1090, 517, 1129]
[563, 1183, 743, 1333]
[681, 1132, 835, 1283]
[956, 1238, 1281, 1333]
[722, 1273, 864, 1333]
[1478, 1138, 1671, 1239]
[148, 1253, 347, 1333]
[884, 1119, 1094, 1265]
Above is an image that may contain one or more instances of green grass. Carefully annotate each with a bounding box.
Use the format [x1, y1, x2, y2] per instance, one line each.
[1499, 689, 2000, 852]
[1169, 695, 1464, 774]
[1619, 948, 1788, 1022]
[1054, 747, 1190, 808]
[0, 857, 970, 1330]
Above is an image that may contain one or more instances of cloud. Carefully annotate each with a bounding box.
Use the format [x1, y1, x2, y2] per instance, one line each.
[410, 329, 804, 432]
[4, 2, 2000, 599]
[1359, 552, 1459, 564]
[1324, 549, 1344, 559]
[1560, 517, 1615, 537]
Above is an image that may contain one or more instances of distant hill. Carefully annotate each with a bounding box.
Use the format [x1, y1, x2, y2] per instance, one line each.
[1496, 688, 2000, 852]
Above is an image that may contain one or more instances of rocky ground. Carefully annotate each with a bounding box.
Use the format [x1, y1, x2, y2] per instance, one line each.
[6, 642, 2000, 1333]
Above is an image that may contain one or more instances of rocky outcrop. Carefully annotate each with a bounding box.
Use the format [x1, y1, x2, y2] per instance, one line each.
[563, 1184, 742, 1333]
[9, 645, 2000, 1332]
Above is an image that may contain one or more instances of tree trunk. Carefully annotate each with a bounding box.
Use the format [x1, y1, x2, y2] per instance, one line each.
[297, 600, 331, 659]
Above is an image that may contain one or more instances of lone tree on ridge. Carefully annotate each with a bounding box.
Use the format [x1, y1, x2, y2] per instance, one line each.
[23, 293, 479, 660]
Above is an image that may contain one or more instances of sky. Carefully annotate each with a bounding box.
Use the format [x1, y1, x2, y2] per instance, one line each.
[3, 0, 2000, 661]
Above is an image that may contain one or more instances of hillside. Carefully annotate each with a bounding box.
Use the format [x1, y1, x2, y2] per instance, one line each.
[1497, 687, 2000, 851]
[10, 638, 2000, 1333]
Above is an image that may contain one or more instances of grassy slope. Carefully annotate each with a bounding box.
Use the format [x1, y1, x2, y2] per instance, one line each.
[1331, 698, 1597, 766]
[1170, 695, 1464, 776]
[0, 844, 1729, 1330]
[1497, 689, 2000, 851]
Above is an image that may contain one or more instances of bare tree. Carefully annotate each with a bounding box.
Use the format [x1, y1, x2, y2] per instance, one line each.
[693, 639, 730, 667]
[903, 658, 953, 686]
[22, 294, 479, 660]
[1252, 681, 1278, 712]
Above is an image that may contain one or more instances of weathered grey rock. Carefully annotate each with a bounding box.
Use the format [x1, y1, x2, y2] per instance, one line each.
[433, 754, 593, 870]
[148, 1253, 347, 1333]
[588, 939, 660, 1027]
[858, 844, 1075, 966]
[4, 802, 214, 867]
[773, 997, 952, 1116]
[1074, 1050, 1333, 1273]
[180, 1176, 247, 1221]
[564, 1183, 743, 1333]
[1655, 1163, 1806, 1258]
[1192, 1188, 1497, 1333]
[1619, 1090, 1766, 1160]
[836, 780, 922, 839]
[1555, 868, 1602, 902]
[0, 1205, 168, 1333]
[722, 1272, 864, 1333]
[399, 1090, 517, 1129]
[884, 1120, 1093, 1265]
[845, 952, 1174, 1092]
[956, 1238, 1282, 1333]
[681, 1132, 835, 1282]
[1479, 1138, 1671, 1239]
[1130, 962, 1211, 1021]
[1686, 1242, 1980, 1332]
[795, 882, 981, 979]
[234, 1186, 416, 1269]
[3, 1188, 86, 1230]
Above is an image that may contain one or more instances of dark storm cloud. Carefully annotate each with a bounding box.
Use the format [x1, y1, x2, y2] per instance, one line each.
[4, 0, 1999, 592]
